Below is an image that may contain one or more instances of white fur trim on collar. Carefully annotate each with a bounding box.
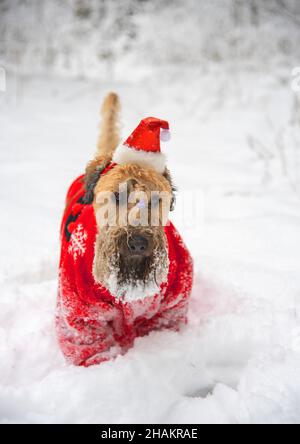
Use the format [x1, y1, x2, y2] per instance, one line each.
[112, 144, 166, 173]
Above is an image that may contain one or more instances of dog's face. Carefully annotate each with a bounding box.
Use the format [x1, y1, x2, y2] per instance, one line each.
[91, 163, 174, 300]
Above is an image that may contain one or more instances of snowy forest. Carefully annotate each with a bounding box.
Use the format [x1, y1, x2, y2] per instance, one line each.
[1, 0, 300, 424]
[1, 1, 300, 78]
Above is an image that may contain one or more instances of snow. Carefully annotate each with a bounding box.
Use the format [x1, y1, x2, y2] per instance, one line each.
[106, 268, 162, 303]
[105, 242, 169, 302]
[1, 69, 299, 424]
[1, 0, 300, 424]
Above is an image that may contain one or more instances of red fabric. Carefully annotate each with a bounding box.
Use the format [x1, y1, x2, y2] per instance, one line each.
[124, 117, 169, 153]
[56, 172, 193, 367]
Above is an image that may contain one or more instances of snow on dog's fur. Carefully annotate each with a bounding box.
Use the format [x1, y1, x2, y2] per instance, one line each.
[92, 164, 171, 298]
[87, 94, 175, 298]
[56, 93, 193, 366]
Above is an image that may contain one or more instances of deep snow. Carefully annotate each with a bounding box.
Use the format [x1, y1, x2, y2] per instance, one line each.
[0, 66, 300, 423]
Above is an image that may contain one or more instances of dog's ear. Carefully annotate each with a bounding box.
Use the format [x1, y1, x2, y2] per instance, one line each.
[83, 155, 111, 204]
[163, 168, 176, 211]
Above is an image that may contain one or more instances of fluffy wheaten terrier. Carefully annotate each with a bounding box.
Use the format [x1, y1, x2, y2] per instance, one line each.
[56, 93, 193, 366]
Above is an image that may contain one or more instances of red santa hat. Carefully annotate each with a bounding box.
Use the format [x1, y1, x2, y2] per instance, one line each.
[112, 117, 171, 173]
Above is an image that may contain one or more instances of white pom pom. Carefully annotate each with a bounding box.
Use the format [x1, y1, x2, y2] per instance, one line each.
[160, 129, 171, 142]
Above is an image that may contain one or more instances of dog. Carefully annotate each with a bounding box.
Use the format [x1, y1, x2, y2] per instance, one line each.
[56, 93, 193, 366]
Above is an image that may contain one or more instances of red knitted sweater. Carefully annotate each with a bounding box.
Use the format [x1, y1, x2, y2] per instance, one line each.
[56, 172, 193, 366]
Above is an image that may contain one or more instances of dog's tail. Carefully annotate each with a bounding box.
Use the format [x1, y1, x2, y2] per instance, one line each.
[96, 92, 121, 157]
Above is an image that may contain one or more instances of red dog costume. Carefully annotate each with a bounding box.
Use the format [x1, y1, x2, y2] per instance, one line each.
[56, 118, 193, 366]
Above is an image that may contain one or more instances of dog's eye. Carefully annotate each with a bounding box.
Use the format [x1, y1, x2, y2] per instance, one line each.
[114, 191, 128, 205]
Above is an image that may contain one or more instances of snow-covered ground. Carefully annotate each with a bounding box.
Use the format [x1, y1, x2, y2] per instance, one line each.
[0, 65, 300, 423]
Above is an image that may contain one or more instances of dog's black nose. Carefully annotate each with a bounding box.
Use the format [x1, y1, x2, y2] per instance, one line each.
[128, 235, 149, 255]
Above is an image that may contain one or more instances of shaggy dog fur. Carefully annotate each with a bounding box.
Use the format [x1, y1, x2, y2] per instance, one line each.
[56, 92, 193, 366]
[85, 93, 176, 294]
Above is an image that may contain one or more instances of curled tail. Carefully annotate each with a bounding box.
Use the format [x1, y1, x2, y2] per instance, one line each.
[96, 92, 121, 157]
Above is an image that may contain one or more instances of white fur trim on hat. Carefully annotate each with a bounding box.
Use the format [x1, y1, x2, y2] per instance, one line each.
[112, 144, 166, 173]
